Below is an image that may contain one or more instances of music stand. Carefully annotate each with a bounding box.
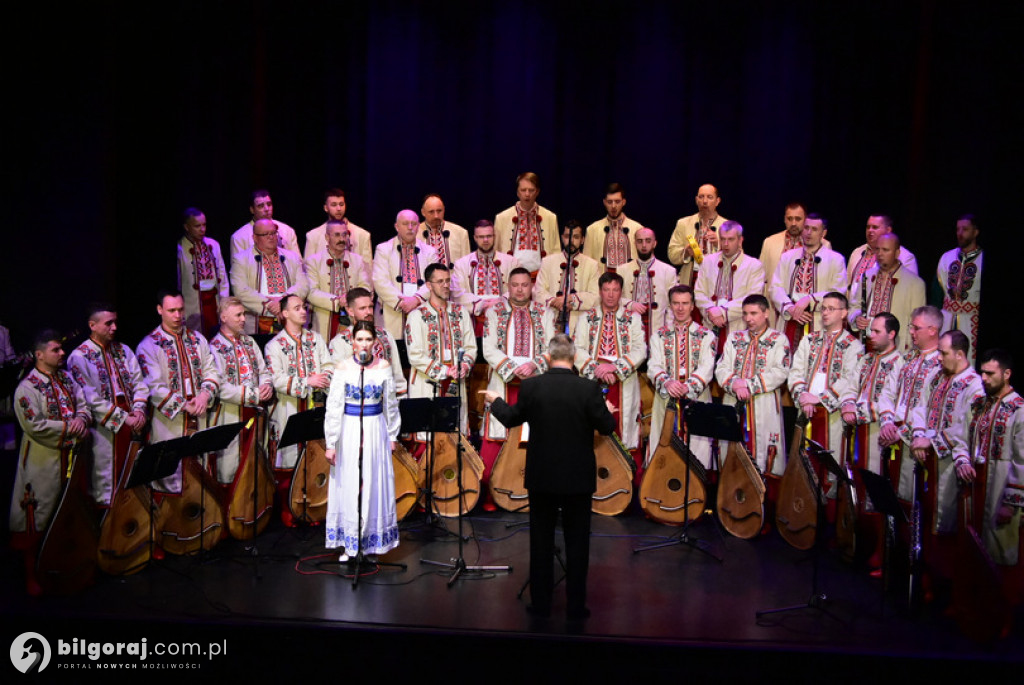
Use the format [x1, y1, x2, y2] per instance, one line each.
[399, 396, 459, 538]
[860, 468, 908, 616]
[279, 407, 326, 527]
[131, 423, 242, 559]
[633, 400, 740, 561]
[756, 438, 848, 624]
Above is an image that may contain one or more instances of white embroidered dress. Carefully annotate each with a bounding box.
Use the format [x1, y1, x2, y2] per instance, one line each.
[323, 360, 401, 555]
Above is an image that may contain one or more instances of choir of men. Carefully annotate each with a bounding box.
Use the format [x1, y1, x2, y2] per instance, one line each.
[8, 180, 1018, 613]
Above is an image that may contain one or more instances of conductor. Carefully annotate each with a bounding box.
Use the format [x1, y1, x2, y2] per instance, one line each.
[483, 333, 616, 620]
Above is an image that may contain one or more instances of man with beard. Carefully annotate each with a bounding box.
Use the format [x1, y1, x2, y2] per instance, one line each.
[452, 220, 520, 337]
[758, 203, 832, 301]
[937, 214, 983, 366]
[534, 221, 601, 336]
[617, 227, 678, 344]
[966, 349, 1024, 578]
[584, 183, 645, 271]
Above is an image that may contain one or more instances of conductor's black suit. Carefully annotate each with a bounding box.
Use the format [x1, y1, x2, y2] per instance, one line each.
[489, 366, 615, 617]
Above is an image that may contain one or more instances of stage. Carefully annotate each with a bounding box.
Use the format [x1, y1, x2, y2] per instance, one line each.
[3, 500, 1021, 679]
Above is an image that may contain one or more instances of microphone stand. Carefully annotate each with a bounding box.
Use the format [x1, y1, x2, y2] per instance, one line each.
[421, 348, 511, 586]
[557, 248, 574, 335]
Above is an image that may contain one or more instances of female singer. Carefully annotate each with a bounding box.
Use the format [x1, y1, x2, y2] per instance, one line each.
[323, 321, 401, 562]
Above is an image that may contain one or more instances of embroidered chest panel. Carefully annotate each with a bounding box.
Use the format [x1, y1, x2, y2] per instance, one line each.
[733, 329, 787, 378]
[72, 342, 137, 401]
[487, 302, 546, 357]
[211, 335, 262, 388]
[970, 393, 1024, 462]
[925, 372, 979, 431]
[142, 330, 207, 395]
[585, 309, 635, 359]
[656, 324, 711, 378]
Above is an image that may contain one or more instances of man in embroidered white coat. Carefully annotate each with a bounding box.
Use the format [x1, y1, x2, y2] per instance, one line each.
[230, 189, 301, 261]
[420, 194, 470, 268]
[584, 182, 645, 272]
[67, 306, 149, 506]
[937, 214, 983, 366]
[788, 291, 863, 486]
[480, 267, 553, 492]
[647, 285, 716, 470]
[716, 295, 791, 480]
[305, 219, 371, 340]
[208, 297, 274, 485]
[303, 188, 373, 266]
[770, 213, 847, 350]
[848, 233, 926, 354]
[618, 228, 678, 344]
[230, 218, 310, 335]
[574, 272, 647, 464]
[372, 209, 438, 344]
[452, 220, 520, 337]
[668, 183, 730, 286]
[846, 215, 919, 297]
[534, 221, 601, 336]
[136, 292, 220, 493]
[9, 332, 91, 534]
[967, 349, 1024, 572]
[265, 294, 334, 472]
[405, 263, 478, 439]
[694, 221, 766, 354]
[177, 207, 229, 337]
[878, 305, 944, 501]
[8, 332, 91, 594]
[329, 287, 407, 398]
[909, 330, 984, 534]
[494, 172, 560, 275]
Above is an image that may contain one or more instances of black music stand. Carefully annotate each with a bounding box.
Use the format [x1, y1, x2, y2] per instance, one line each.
[860, 468, 909, 616]
[633, 400, 740, 561]
[756, 438, 849, 624]
[132, 423, 242, 559]
[399, 396, 459, 539]
[279, 407, 326, 528]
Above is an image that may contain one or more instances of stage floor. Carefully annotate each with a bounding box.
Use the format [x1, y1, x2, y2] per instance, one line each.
[3, 502, 1022, 679]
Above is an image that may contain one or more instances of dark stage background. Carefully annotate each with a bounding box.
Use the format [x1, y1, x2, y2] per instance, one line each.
[5, 1, 1022, 359]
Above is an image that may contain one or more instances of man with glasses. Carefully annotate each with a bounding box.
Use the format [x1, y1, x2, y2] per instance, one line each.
[230, 218, 309, 335]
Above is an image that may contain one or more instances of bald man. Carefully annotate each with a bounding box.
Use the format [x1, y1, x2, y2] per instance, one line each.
[848, 232, 926, 353]
[616, 227, 678, 343]
[372, 209, 439, 342]
[419, 194, 470, 268]
[668, 183, 730, 286]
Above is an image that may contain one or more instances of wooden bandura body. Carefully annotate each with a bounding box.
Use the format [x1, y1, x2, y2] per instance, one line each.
[227, 411, 275, 539]
[37, 444, 99, 593]
[776, 415, 818, 550]
[392, 443, 422, 521]
[639, 403, 706, 524]
[489, 424, 530, 512]
[98, 439, 159, 574]
[717, 440, 766, 539]
[593, 432, 636, 517]
[419, 433, 484, 517]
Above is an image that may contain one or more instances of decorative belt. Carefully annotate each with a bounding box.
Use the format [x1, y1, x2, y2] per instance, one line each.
[345, 403, 383, 416]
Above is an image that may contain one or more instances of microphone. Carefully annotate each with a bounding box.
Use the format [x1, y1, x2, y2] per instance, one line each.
[356, 350, 372, 366]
